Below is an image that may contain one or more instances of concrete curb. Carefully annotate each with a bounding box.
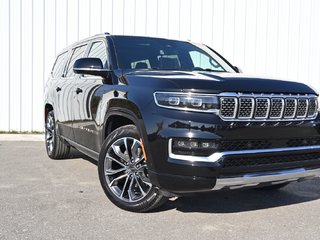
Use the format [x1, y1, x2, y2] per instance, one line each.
[0, 134, 44, 141]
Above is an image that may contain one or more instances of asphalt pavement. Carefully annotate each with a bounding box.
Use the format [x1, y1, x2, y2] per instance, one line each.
[0, 140, 320, 240]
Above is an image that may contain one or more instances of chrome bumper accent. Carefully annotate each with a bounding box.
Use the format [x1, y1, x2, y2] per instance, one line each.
[213, 168, 320, 190]
[168, 139, 320, 163]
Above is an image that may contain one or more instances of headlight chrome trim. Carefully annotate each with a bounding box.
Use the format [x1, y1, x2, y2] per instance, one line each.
[153, 91, 219, 113]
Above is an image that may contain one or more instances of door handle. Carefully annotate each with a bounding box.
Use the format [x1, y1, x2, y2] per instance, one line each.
[56, 87, 61, 92]
[76, 88, 83, 94]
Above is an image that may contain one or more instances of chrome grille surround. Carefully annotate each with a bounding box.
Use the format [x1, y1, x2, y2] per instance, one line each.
[219, 93, 318, 121]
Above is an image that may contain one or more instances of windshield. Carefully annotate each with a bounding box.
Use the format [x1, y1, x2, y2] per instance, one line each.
[112, 36, 235, 72]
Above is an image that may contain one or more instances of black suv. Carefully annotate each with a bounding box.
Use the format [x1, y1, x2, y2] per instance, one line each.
[44, 33, 320, 212]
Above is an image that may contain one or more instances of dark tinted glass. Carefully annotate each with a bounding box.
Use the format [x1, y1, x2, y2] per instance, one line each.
[112, 36, 225, 71]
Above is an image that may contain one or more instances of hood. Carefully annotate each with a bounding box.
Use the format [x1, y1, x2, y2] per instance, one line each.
[123, 70, 317, 95]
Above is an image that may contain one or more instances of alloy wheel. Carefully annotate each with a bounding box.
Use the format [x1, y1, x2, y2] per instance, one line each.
[45, 113, 55, 154]
[104, 137, 152, 202]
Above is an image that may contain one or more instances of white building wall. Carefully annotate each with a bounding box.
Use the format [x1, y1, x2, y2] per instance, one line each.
[0, 0, 319, 131]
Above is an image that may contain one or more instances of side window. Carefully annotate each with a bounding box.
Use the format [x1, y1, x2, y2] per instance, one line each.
[189, 51, 224, 71]
[52, 52, 68, 78]
[66, 45, 87, 77]
[88, 41, 108, 66]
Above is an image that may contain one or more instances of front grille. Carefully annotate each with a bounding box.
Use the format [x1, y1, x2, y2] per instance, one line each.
[221, 151, 320, 169]
[219, 93, 318, 121]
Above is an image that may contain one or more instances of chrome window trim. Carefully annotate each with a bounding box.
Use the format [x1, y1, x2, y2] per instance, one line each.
[168, 138, 320, 163]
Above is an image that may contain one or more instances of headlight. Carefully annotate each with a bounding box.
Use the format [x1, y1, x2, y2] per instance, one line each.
[154, 92, 219, 112]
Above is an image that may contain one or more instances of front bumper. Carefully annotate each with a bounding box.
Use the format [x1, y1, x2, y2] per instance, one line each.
[149, 167, 320, 194]
[142, 107, 320, 193]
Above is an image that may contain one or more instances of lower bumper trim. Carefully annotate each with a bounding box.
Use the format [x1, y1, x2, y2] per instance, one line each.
[213, 168, 320, 190]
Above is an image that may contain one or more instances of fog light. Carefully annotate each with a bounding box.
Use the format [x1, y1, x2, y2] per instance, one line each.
[171, 138, 219, 157]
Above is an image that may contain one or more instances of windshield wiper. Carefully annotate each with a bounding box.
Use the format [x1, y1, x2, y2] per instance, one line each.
[192, 67, 223, 72]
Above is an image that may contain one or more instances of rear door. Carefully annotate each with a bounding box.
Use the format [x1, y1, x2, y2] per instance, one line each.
[47, 51, 72, 136]
[72, 39, 109, 151]
[57, 44, 88, 141]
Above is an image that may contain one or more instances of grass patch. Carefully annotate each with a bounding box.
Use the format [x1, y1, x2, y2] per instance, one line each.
[0, 131, 44, 134]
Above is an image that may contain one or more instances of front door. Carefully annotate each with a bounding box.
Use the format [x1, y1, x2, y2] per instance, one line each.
[72, 40, 109, 152]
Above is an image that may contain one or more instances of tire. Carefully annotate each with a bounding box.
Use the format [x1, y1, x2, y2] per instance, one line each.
[98, 124, 168, 212]
[256, 182, 290, 190]
[45, 110, 70, 159]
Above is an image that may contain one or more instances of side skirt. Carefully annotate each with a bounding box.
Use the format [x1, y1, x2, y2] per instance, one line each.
[61, 136, 99, 161]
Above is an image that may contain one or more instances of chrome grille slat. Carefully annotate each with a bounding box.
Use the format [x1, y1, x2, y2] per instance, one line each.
[308, 98, 318, 117]
[219, 93, 318, 121]
[254, 98, 270, 119]
[269, 98, 284, 118]
[283, 98, 297, 118]
[238, 98, 254, 119]
[296, 99, 308, 118]
[220, 97, 237, 118]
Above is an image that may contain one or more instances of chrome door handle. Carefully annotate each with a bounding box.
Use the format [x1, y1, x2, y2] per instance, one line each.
[76, 88, 83, 94]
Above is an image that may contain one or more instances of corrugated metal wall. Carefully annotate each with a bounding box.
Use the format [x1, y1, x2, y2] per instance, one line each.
[0, 0, 320, 131]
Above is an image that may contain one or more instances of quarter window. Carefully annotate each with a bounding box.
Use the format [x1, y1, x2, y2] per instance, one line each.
[88, 41, 108, 66]
[66, 45, 87, 77]
[52, 52, 68, 78]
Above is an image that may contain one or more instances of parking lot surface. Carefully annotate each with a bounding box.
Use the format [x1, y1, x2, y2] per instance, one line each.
[0, 140, 320, 240]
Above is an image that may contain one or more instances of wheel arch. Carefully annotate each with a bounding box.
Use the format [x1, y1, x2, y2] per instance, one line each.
[103, 108, 144, 141]
[102, 107, 152, 163]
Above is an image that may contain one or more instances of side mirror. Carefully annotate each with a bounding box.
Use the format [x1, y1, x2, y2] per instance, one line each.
[73, 58, 112, 81]
[234, 66, 243, 73]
